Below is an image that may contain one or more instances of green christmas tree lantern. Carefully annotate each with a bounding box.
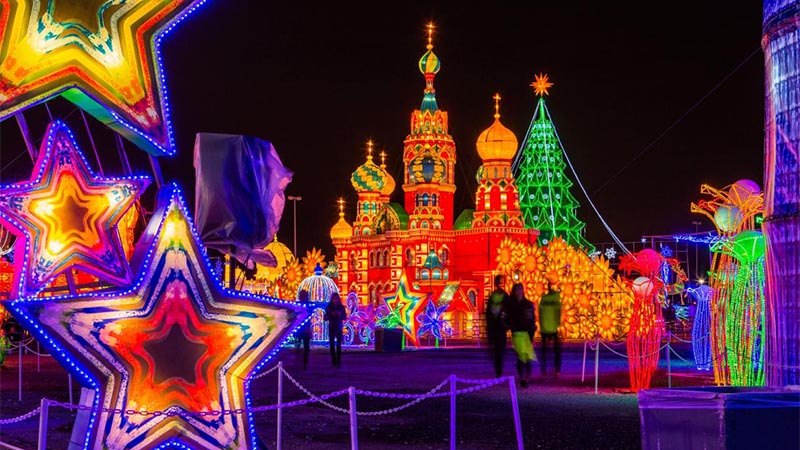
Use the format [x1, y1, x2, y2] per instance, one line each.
[514, 74, 593, 250]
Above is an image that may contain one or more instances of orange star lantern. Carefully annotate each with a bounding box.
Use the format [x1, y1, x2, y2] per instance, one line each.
[530, 73, 554, 97]
[0, 121, 150, 297]
[0, 0, 209, 156]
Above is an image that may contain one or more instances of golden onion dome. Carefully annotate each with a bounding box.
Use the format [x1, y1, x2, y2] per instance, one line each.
[330, 216, 353, 240]
[350, 141, 387, 193]
[476, 94, 518, 161]
[408, 150, 446, 184]
[264, 236, 294, 267]
[330, 198, 353, 240]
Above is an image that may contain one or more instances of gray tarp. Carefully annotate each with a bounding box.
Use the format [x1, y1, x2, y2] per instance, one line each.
[193, 133, 292, 267]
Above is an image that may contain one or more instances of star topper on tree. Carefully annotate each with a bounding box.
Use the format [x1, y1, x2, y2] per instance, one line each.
[0, 0, 211, 156]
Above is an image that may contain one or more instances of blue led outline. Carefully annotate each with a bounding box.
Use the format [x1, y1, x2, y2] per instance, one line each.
[8, 182, 306, 449]
[0, 120, 151, 298]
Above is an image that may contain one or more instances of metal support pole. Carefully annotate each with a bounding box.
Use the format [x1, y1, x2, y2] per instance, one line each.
[148, 154, 166, 189]
[37, 341, 40, 372]
[18, 343, 22, 401]
[581, 339, 588, 382]
[68, 374, 73, 406]
[37, 398, 49, 450]
[348, 386, 358, 450]
[450, 374, 456, 450]
[14, 113, 38, 161]
[277, 361, 283, 450]
[594, 335, 600, 395]
[507, 376, 524, 450]
[667, 332, 672, 388]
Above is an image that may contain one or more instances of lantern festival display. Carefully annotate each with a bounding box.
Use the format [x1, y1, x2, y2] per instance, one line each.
[382, 272, 428, 347]
[0, 0, 209, 155]
[688, 285, 713, 371]
[7, 184, 306, 449]
[691, 180, 763, 385]
[0, 121, 150, 297]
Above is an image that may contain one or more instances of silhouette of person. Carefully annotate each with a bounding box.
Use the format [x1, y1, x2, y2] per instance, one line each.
[324, 292, 347, 367]
[504, 283, 536, 387]
[538, 285, 562, 379]
[297, 289, 312, 369]
[486, 274, 510, 377]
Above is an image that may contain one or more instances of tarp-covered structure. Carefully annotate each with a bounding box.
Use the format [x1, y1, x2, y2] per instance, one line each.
[194, 133, 292, 267]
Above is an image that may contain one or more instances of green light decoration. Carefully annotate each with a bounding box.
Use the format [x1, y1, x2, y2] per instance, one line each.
[515, 77, 592, 250]
[712, 230, 766, 386]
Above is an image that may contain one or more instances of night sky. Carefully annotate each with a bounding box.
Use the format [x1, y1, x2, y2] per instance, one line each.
[0, 1, 765, 263]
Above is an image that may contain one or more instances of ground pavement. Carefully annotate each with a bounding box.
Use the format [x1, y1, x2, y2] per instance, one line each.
[0, 340, 715, 449]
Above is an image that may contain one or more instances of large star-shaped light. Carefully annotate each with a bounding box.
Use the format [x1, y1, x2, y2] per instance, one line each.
[0, 120, 150, 298]
[383, 272, 428, 347]
[0, 0, 210, 156]
[530, 73, 553, 97]
[7, 185, 306, 449]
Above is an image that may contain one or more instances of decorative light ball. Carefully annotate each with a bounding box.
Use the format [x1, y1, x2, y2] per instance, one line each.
[632, 276, 655, 298]
[713, 204, 743, 233]
[728, 230, 765, 264]
[729, 179, 761, 202]
[636, 249, 661, 275]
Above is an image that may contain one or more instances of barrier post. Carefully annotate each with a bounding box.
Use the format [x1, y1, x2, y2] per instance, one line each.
[18, 343, 22, 401]
[507, 376, 524, 450]
[450, 374, 456, 450]
[277, 361, 283, 450]
[348, 386, 358, 450]
[594, 335, 600, 395]
[37, 398, 49, 450]
[581, 339, 588, 382]
[666, 331, 672, 388]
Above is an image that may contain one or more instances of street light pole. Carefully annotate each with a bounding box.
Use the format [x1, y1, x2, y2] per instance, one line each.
[691, 221, 701, 280]
[287, 195, 303, 257]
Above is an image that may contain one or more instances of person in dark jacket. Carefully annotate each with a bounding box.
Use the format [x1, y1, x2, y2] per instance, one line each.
[324, 292, 347, 367]
[503, 283, 537, 387]
[297, 289, 312, 369]
[538, 286, 562, 379]
[486, 274, 510, 377]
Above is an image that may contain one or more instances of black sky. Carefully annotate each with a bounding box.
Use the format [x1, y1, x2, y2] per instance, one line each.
[0, 1, 765, 262]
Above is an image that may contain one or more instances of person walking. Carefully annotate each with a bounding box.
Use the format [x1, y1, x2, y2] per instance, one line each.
[538, 285, 562, 379]
[324, 292, 347, 368]
[504, 283, 536, 387]
[297, 289, 312, 370]
[486, 274, 510, 377]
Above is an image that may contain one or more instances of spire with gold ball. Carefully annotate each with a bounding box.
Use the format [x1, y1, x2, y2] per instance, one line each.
[418, 22, 441, 112]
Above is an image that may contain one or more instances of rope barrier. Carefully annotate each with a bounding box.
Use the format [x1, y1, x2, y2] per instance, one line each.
[0, 407, 40, 425]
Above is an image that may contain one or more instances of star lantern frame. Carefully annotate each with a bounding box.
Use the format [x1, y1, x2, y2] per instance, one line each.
[0, 0, 211, 156]
[0, 120, 150, 298]
[6, 184, 307, 449]
[382, 272, 428, 347]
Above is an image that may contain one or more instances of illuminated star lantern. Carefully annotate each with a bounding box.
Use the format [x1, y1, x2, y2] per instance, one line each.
[7, 185, 307, 449]
[530, 73, 553, 97]
[0, 0, 209, 156]
[383, 272, 428, 347]
[0, 120, 150, 298]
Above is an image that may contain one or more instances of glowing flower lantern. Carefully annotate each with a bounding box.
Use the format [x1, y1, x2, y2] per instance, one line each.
[688, 285, 713, 371]
[0, 0, 209, 155]
[0, 121, 150, 297]
[6, 185, 306, 449]
[713, 230, 766, 386]
[691, 181, 764, 385]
